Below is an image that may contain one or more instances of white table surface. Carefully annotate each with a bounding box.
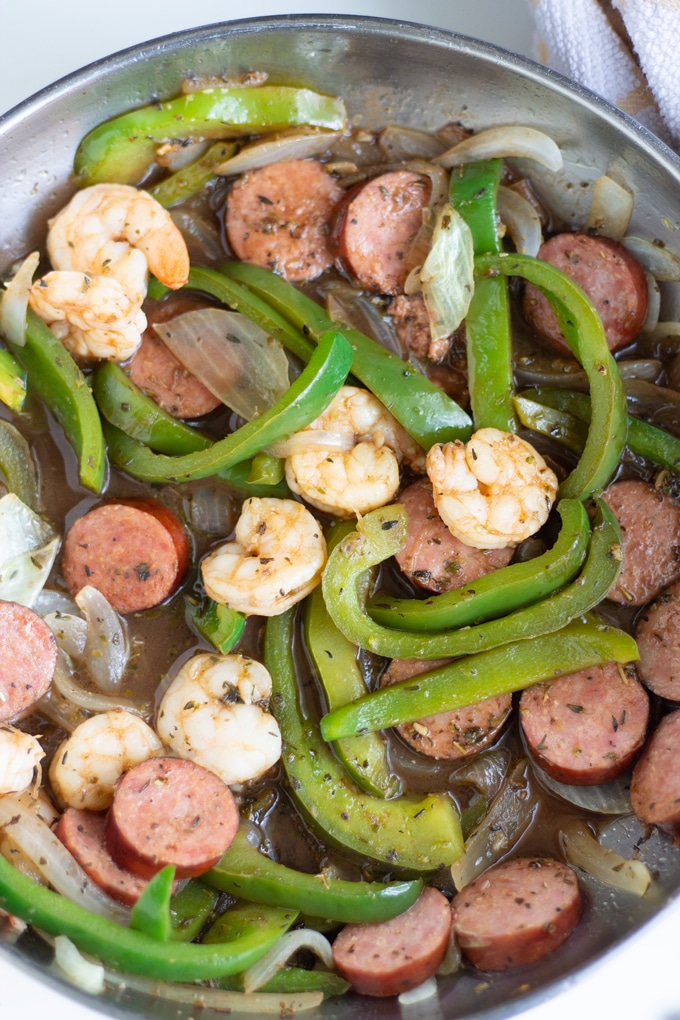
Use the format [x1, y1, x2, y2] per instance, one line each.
[1, 2, 680, 1019]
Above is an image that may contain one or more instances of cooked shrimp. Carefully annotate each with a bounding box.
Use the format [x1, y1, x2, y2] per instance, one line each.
[285, 385, 426, 517]
[0, 725, 43, 796]
[47, 183, 190, 305]
[28, 271, 147, 361]
[48, 708, 162, 810]
[426, 427, 558, 549]
[201, 496, 326, 616]
[156, 652, 281, 787]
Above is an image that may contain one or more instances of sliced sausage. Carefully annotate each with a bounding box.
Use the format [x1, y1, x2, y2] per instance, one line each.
[395, 478, 514, 593]
[381, 658, 512, 760]
[635, 580, 680, 701]
[56, 807, 151, 906]
[332, 886, 451, 997]
[0, 600, 57, 723]
[62, 499, 190, 615]
[522, 233, 648, 353]
[225, 159, 344, 282]
[630, 710, 680, 832]
[106, 756, 239, 880]
[387, 294, 450, 361]
[601, 479, 680, 606]
[519, 662, 649, 785]
[332, 170, 431, 294]
[127, 296, 222, 419]
[451, 856, 582, 971]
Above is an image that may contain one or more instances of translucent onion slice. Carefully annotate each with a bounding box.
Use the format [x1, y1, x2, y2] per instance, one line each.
[435, 125, 563, 173]
[516, 357, 661, 390]
[155, 309, 289, 420]
[33, 589, 80, 618]
[325, 282, 404, 356]
[53, 935, 106, 995]
[420, 202, 474, 342]
[0, 492, 58, 607]
[398, 977, 438, 1005]
[436, 926, 463, 976]
[169, 208, 224, 265]
[43, 612, 88, 660]
[74, 585, 129, 693]
[560, 817, 652, 896]
[0, 251, 40, 347]
[267, 430, 355, 458]
[51, 650, 145, 717]
[498, 185, 543, 256]
[0, 794, 130, 924]
[535, 764, 633, 814]
[641, 270, 661, 333]
[241, 929, 334, 993]
[623, 236, 680, 281]
[402, 160, 450, 275]
[156, 138, 210, 171]
[584, 175, 634, 240]
[215, 129, 343, 176]
[183, 485, 238, 537]
[378, 124, 447, 161]
[450, 746, 511, 801]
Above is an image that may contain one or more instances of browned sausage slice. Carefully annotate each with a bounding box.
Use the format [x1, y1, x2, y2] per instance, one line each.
[127, 296, 222, 419]
[601, 479, 680, 606]
[225, 159, 344, 282]
[630, 709, 680, 831]
[451, 857, 581, 970]
[635, 579, 680, 701]
[62, 499, 190, 615]
[56, 807, 150, 906]
[332, 886, 451, 997]
[387, 294, 451, 361]
[106, 756, 239, 880]
[381, 657, 512, 760]
[522, 233, 648, 353]
[0, 600, 57, 723]
[395, 478, 514, 593]
[519, 662, 649, 785]
[332, 170, 431, 294]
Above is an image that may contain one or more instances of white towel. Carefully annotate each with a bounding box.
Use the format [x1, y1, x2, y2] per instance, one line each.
[528, 0, 680, 152]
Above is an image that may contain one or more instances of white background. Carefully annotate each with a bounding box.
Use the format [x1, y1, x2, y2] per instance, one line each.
[1, 3, 679, 1020]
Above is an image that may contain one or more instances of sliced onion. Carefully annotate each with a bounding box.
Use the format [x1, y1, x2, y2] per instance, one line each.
[516, 357, 661, 390]
[0, 492, 58, 607]
[169, 208, 224, 265]
[435, 125, 563, 173]
[420, 203, 474, 342]
[183, 484, 238, 537]
[450, 746, 511, 800]
[324, 281, 404, 356]
[0, 251, 40, 347]
[74, 586, 129, 693]
[0, 794, 130, 924]
[398, 976, 438, 1005]
[155, 309, 289, 420]
[436, 926, 463, 976]
[33, 589, 80, 618]
[498, 185, 543, 256]
[215, 129, 343, 176]
[43, 612, 88, 660]
[534, 764, 632, 814]
[560, 817, 652, 896]
[155, 139, 210, 171]
[51, 649, 145, 716]
[267, 430, 355, 458]
[104, 971, 323, 1014]
[241, 928, 334, 993]
[402, 160, 450, 274]
[53, 935, 106, 995]
[623, 236, 680, 281]
[584, 175, 634, 240]
[626, 376, 680, 412]
[378, 124, 447, 161]
[641, 270, 661, 333]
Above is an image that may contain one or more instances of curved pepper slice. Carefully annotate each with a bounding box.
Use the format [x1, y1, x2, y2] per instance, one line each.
[264, 608, 464, 872]
[0, 346, 26, 412]
[102, 329, 353, 483]
[0, 420, 40, 511]
[206, 826, 422, 922]
[74, 86, 347, 186]
[368, 498, 589, 632]
[321, 499, 621, 659]
[149, 141, 238, 208]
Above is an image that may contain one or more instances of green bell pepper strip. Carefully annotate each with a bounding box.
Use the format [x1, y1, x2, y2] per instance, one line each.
[217, 966, 350, 997]
[168, 879, 220, 942]
[263, 608, 464, 872]
[320, 616, 639, 741]
[475, 253, 628, 500]
[185, 595, 246, 654]
[101, 329, 353, 483]
[449, 159, 515, 431]
[0, 420, 40, 511]
[320, 499, 621, 660]
[7, 310, 106, 493]
[206, 826, 423, 921]
[368, 498, 589, 632]
[0, 851, 296, 981]
[0, 346, 26, 412]
[247, 451, 284, 486]
[149, 141, 238, 208]
[74, 86, 347, 186]
[513, 393, 588, 454]
[220, 261, 473, 448]
[130, 866, 175, 941]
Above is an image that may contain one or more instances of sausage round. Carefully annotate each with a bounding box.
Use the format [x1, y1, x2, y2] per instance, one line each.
[62, 499, 190, 615]
[127, 296, 222, 419]
[395, 478, 514, 593]
[332, 886, 451, 997]
[601, 479, 680, 606]
[388, 294, 450, 362]
[381, 657, 512, 760]
[56, 807, 151, 906]
[332, 170, 431, 294]
[0, 600, 57, 723]
[519, 662, 649, 785]
[105, 756, 240, 880]
[451, 857, 582, 971]
[630, 710, 680, 831]
[522, 233, 648, 353]
[225, 158, 344, 282]
[635, 580, 680, 701]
